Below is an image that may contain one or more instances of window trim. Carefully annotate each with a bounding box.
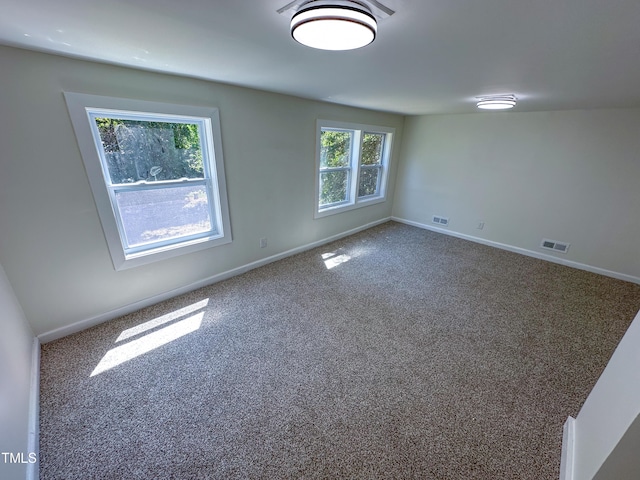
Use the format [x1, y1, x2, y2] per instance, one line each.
[314, 120, 394, 219]
[64, 92, 232, 270]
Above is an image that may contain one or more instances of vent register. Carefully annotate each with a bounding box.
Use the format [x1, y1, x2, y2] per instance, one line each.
[428, 216, 570, 255]
[432, 216, 449, 226]
[541, 239, 570, 253]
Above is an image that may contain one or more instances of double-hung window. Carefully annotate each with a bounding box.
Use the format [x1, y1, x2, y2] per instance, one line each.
[65, 93, 231, 270]
[315, 120, 394, 218]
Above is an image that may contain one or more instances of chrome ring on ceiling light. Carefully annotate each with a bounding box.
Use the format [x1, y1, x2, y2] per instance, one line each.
[291, 1, 377, 50]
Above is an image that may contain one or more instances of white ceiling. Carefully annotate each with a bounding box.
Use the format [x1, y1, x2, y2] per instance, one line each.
[1, 0, 639, 115]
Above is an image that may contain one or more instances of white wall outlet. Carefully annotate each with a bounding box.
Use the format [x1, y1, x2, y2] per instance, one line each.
[477, 221, 485, 230]
[259, 237, 267, 248]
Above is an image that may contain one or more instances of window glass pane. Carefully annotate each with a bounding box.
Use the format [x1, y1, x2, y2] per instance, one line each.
[361, 133, 384, 165]
[319, 170, 349, 206]
[115, 185, 213, 248]
[358, 166, 380, 197]
[320, 129, 352, 168]
[95, 119, 204, 184]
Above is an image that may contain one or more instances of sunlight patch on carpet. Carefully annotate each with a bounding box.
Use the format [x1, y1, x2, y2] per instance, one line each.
[322, 252, 351, 269]
[116, 299, 209, 343]
[91, 312, 204, 377]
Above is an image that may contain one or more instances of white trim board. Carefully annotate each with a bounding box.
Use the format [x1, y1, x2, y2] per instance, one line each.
[27, 337, 40, 480]
[391, 217, 640, 285]
[560, 416, 576, 480]
[38, 217, 392, 343]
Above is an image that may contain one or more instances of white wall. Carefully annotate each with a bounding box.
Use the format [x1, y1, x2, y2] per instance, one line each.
[568, 309, 640, 480]
[0, 261, 36, 480]
[0, 45, 404, 338]
[392, 110, 640, 282]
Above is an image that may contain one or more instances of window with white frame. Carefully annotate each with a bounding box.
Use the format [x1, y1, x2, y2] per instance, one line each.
[315, 120, 394, 217]
[65, 93, 231, 270]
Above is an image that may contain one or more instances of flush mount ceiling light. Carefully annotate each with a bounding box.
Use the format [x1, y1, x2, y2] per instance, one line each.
[290, 0, 378, 50]
[476, 95, 517, 110]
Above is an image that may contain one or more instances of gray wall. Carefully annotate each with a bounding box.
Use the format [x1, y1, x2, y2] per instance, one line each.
[0, 261, 35, 480]
[393, 110, 640, 281]
[0, 45, 404, 337]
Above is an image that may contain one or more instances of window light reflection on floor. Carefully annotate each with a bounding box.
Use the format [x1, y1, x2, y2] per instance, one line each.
[322, 251, 352, 269]
[116, 299, 209, 343]
[90, 302, 207, 377]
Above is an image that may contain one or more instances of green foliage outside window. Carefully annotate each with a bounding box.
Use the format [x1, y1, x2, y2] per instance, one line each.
[358, 167, 380, 197]
[320, 171, 349, 206]
[319, 129, 352, 205]
[361, 133, 383, 165]
[358, 133, 384, 197]
[320, 129, 351, 167]
[95, 118, 203, 184]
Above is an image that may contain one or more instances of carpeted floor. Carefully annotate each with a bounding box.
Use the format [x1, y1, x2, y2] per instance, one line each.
[39, 221, 640, 479]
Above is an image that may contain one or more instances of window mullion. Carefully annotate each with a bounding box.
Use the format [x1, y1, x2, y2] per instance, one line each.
[110, 178, 207, 192]
[319, 166, 350, 173]
[351, 130, 363, 203]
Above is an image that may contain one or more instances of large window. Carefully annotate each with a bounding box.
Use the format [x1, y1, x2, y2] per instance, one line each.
[65, 93, 231, 270]
[315, 120, 394, 217]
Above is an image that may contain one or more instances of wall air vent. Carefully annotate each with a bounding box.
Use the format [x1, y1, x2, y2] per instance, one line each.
[432, 215, 449, 226]
[541, 238, 570, 253]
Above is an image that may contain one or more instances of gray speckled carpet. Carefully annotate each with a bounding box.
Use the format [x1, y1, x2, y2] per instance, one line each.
[39, 221, 640, 479]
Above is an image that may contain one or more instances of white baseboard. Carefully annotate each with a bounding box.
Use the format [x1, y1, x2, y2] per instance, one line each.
[391, 217, 640, 285]
[27, 337, 40, 480]
[38, 217, 392, 343]
[560, 416, 576, 480]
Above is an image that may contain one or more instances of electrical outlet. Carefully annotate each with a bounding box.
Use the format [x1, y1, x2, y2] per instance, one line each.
[477, 222, 485, 230]
[259, 237, 267, 248]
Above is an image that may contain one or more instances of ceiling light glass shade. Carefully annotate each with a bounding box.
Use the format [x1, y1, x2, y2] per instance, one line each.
[476, 95, 517, 110]
[291, 1, 377, 51]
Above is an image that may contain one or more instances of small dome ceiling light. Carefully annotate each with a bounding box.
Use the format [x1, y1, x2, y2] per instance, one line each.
[476, 95, 517, 110]
[291, 0, 378, 51]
